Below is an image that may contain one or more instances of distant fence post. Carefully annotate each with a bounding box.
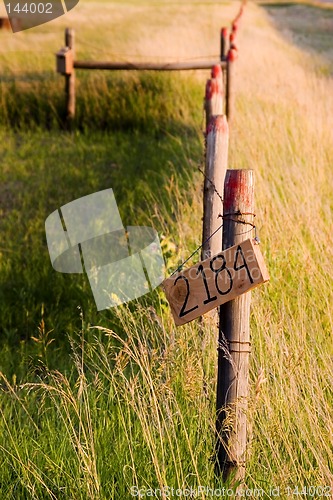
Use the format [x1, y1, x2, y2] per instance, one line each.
[226, 49, 237, 122]
[202, 115, 229, 260]
[220, 27, 228, 61]
[220, 27, 228, 112]
[65, 28, 75, 125]
[215, 169, 254, 483]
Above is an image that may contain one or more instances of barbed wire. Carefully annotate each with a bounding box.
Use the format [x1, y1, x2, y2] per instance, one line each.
[169, 215, 258, 277]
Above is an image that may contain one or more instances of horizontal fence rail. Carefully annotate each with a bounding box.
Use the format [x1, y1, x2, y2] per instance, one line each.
[73, 59, 227, 71]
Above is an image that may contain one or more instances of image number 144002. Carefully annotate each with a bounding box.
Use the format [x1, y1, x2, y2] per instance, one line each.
[162, 238, 270, 326]
[5, 3, 53, 14]
[4, 0, 80, 32]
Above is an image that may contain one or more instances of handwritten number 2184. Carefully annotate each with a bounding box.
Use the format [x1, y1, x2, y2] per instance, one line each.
[174, 245, 253, 318]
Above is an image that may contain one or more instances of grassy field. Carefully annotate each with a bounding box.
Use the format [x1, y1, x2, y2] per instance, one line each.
[1, 0, 333, 498]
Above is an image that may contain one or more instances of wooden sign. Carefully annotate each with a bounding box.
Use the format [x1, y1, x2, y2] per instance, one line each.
[162, 238, 269, 326]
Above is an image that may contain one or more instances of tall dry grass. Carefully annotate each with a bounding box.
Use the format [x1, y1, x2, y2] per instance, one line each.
[231, 2, 333, 489]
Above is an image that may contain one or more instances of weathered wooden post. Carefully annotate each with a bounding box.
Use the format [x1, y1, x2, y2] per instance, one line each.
[216, 169, 255, 483]
[220, 27, 228, 113]
[201, 115, 228, 260]
[65, 28, 75, 124]
[56, 28, 75, 125]
[225, 48, 237, 122]
[229, 32, 237, 52]
[220, 27, 228, 61]
[204, 65, 224, 131]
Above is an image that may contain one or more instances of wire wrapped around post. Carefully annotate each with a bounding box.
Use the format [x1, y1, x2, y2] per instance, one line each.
[216, 169, 255, 484]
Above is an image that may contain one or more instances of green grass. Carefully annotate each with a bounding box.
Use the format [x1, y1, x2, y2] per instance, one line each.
[0, 110, 203, 373]
[0, 67, 209, 497]
[0, 311, 221, 499]
[1, 0, 333, 497]
[0, 71, 205, 131]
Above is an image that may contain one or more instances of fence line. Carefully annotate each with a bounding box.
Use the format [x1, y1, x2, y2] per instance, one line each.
[56, 25, 234, 125]
[201, 1, 259, 485]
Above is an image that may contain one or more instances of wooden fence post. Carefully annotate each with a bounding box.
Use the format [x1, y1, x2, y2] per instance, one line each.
[220, 28, 228, 113]
[220, 27, 228, 61]
[204, 65, 224, 131]
[215, 169, 254, 483]
[202, 115, 229, 260]
[225, 49, 237, 122]
[65, 28, 75, 124]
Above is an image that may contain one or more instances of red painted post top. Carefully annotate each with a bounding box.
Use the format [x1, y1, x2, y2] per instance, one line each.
[223, 169, 254, 214]
[211, 64, 222, 79]
[227, 48, 238, 62]
[232, 22, 239, 33]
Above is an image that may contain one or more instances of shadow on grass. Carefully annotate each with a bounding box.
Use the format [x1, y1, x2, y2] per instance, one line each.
[0, 70, 203, 135]
[0, 70, 204, 378]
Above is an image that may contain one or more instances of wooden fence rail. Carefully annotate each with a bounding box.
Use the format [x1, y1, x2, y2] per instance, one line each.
[73, 60, 227, 72]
